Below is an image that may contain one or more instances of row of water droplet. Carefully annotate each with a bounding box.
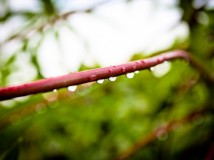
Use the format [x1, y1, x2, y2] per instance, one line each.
[53, 60, 169, 93]
[64, 70, 140, 92]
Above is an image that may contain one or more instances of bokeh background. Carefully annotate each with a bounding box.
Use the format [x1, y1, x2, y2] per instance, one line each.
[0, 0, 214, 159]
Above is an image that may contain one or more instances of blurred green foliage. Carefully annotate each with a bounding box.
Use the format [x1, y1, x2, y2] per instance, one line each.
[0, 0, 213, 160]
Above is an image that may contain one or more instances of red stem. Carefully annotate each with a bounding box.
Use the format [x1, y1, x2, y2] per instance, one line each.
[0, 50, 194, 101]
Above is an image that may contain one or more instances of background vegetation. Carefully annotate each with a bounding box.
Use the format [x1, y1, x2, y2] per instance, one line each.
[0, 0, 213, 159]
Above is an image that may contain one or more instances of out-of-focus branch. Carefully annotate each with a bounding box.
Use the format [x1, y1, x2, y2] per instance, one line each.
[0, 50, 213, 101]
[115, 107, 211, 160]
[1, 0, 111, 44]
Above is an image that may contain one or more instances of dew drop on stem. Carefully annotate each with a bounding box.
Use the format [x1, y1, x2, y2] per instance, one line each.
[53, 89, 57, 93]
[108, 68, 113, 74]
[126, 72, 134, 79]
[157, 57, 164, 63]
[89, 74, 97, 81]
[132, 65, 137, 71]
[68, 85, 77, 92]
[150, 67, 155, 71]
[134, 70, 139, 74]
[108, 77, 117, 81]
[135, 61, 141, 65]
[97, 79, 104, 84]
[121, 66, 126, 73]
[141, 60, 145, 64]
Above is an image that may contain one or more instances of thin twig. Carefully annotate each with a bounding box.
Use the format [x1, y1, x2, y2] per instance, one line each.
[0, 50, 213, 101]
[1, 0, 111, 44]
[115, 107, 210, 160]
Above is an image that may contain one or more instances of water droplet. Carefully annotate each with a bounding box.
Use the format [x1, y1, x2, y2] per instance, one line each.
[121, 66, 126, 73]
[53, 89, 57, 92]
[68, 85, 77, 92]
[150, 67, 155, 71]
[156, 129, 168, 141]
[132, 65, 137, 71]
[135, 61, 141, 65]
[126, 72, 134, 79]
[108, 68, 113, 74]
[157, 57, 164, 63]
[157, 58, 161, 63]
[89, 74, 97, 81]
[134, 70, 139, 74]
[163, 61, 169, 65]
[141, 60, 145, 64]
[108, 77, 117, 81]
[97, 79, 104, 84]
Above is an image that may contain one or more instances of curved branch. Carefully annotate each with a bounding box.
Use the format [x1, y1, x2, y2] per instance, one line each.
[0, 50, 213, 101]
[115, 107, 210, 160]
[1, 0, 111, 44]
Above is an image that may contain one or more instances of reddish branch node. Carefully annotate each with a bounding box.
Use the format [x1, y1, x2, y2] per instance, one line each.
[0, 50, 191, 101]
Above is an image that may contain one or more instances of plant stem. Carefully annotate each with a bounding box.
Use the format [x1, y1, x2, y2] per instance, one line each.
[0, 50, 213, 101]
[1, 0, 110, 44]
[115, 107, 210, 160]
